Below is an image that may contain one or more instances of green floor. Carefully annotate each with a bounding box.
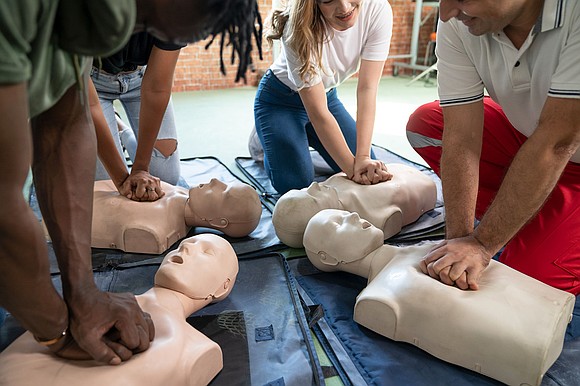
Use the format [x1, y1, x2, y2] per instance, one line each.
[166, 74, 438, 176]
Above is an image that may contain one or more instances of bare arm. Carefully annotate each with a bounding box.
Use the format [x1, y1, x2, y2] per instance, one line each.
[299, 82, 356, 177]
[0, 82, 69, 347]
[422, 97, 580, 290]
[441, 101, 483, 238]
[474, 97, 580, 250]
[126, 46, 180, 200]
[30, 73, 154, 364]
[353, 59, 391, 184]
[88, 78, 131, 190]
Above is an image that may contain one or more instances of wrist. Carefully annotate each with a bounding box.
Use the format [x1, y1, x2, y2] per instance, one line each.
[472, 229, 499, 258]
[34, 326, 68, 347]
[113, 171, 130, 190]
[355, 152, 371, 159]
[130, 163, 149, 173]
[32, 307, 69, 348]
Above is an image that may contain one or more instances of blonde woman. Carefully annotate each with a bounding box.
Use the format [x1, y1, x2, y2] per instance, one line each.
[254, 0, 393, 194]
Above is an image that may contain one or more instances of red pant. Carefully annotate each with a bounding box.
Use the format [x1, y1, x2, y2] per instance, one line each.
[406, 98, 580, 295]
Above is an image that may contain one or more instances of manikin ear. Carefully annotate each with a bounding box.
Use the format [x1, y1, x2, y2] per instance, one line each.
[209, 218, 229, 229]
[317, 251, 339, 266]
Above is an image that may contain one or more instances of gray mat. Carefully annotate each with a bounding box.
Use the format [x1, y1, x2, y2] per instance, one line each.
[1, 254, 325, 386]
[235, 145, 445, 243]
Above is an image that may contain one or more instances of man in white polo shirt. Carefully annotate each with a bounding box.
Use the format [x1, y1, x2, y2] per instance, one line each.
[405, 0, 580, 338]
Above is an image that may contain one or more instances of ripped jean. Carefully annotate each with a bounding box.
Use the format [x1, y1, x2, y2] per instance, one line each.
[91, 66, 180, 184]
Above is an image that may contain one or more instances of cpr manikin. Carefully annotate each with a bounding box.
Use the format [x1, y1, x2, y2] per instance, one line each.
[0, 234, 238, 386]
[303, 209, 575, 386]
[273, 163, 437, 248]
[92, 179, 262, 254]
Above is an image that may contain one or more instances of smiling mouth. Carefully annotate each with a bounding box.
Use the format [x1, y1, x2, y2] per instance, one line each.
[337, 9, 354, 20]
[459, 16, 476, 26]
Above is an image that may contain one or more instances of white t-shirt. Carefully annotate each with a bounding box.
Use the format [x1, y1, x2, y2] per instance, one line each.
[436, 0, 580, 163]
[271, 0, 393, 91]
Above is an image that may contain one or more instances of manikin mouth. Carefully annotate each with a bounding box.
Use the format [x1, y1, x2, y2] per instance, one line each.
[337, 9, 354, 20]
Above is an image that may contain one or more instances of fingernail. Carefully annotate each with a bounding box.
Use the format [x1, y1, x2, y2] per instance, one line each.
[109, 356, 121, 365]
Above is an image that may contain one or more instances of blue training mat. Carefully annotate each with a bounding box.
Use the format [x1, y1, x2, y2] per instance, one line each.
[28, 157, 285, 277]
[0, 253, 325, 386]
[235, 145, 446, 243]
[289, 257, 580, 386]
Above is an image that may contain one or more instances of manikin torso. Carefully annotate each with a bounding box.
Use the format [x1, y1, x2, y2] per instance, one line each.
[273, 163, 437, 248]
[92, 179, 262, 254]
[0, 234, 238, 386]
[303, 209, 575, 386]
[92, 180, 189, 254]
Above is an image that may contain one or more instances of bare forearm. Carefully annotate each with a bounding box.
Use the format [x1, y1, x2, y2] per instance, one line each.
[89, 79, 129, 188]
[441, 144, 480, 239]
[355, 86, 376, 158]
[132, 88, 171, 171]
[31, 84, 97, 301]
[355, 59, 385, 158]
[0, 205, 68, 339]
[440, 102, 484, 239]
[310, 112, 355, 172]
[0, 82, 68, 340]
[133, 47, 179, 172]
[474, 137, 572, 254]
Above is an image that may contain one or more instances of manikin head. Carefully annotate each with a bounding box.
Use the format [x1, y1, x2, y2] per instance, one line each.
[303, 209, 384, 274]
[273, 181, 340, 248]
[185, 179, 262, 238]
[155, 234, 238, 302]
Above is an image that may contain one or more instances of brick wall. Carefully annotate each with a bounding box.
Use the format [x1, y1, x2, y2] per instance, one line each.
[172, 0, 437, 92]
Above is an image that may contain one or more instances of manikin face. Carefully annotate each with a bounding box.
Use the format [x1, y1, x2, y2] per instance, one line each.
[304, 182, 340, 207]
[317, 0, 362, 31]
[189, 179, 238, 225]
[306, 209, 383, 264]
[155, 234, 238, 300]
[273, 182, 340, 247]
[439, 0, 532, 36]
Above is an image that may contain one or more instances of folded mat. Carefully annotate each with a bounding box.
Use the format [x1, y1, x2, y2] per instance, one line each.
[289, 257, 580, 386]
[0, 253, 325, 385]
[235, 145, 445, 243]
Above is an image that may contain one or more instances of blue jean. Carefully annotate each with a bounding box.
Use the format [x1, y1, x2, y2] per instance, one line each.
[91, 66, 180, 184]
[565, 295, 580, 342]
[254, 70, 375, 194]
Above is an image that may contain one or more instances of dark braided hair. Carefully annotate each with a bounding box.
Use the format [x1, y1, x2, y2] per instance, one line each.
[204, 0, 263, 83]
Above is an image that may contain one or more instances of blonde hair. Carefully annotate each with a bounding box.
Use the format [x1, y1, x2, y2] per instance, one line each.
[266, 0, 329, 82]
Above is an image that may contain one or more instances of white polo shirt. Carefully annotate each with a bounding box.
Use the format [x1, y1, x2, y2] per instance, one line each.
[271, 0, 392, 91]
[436, 0, 580, 163]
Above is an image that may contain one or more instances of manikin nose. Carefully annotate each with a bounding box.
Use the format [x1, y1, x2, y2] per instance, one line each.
[344, 212, 361, 223]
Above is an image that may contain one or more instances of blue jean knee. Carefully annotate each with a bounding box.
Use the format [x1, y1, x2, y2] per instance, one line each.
[254, 70, 372, 194]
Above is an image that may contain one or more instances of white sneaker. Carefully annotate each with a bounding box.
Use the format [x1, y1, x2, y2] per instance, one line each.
[248, 125, 264, 162]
